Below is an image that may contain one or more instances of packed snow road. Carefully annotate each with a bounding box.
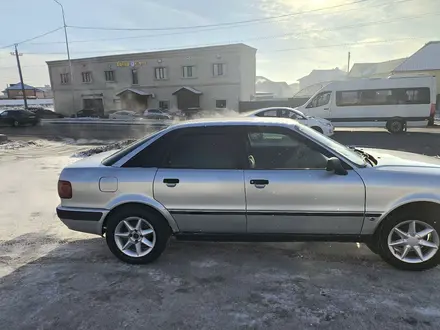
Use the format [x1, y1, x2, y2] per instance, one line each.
[1, 140, 440, 330]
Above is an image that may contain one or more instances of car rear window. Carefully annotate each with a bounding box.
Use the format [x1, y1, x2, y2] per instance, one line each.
[102, 129, 165, 166]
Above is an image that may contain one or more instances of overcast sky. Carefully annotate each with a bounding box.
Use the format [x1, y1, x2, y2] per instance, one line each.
[0, 0, 438, 89]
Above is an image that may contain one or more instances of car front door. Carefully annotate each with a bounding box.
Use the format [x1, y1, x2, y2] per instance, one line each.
[153, 127, 247, 233]
[243, 126, 365, 234]
[305, 91, 332, 119]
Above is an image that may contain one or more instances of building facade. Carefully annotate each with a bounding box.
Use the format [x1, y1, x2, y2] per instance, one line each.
[46, 44, 256, 115]
[3, 83, 46, 99]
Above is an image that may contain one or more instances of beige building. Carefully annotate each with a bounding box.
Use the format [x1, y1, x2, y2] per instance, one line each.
[46, 43, 256, 115]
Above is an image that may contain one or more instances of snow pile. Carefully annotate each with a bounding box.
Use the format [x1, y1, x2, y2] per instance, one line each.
[72, 139, 136, 158]
[0, 140, 44, 150]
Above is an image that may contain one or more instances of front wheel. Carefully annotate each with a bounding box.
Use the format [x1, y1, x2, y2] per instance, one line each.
[105, 206, 171, 264]
[12, 120, 19, 127]
[377, 212, 440, 271]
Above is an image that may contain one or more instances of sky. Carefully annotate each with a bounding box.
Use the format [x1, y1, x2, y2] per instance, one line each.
[0, 0, 439, 89]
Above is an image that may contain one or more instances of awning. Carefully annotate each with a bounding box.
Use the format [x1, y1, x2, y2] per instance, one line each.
[172, 86, 202, 95]
[116, 88, 153, 97]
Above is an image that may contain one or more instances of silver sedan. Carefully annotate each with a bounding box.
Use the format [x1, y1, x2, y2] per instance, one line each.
[57, 117, 440, 271]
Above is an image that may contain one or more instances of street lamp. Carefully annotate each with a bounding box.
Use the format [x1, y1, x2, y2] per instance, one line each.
[53, 0, 75, 112]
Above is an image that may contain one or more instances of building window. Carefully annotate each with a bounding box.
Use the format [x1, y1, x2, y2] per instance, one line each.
[155, 67, 168, 80]
[216, 100, 227, 108]
[132, 69, 139, 85]
[105, 70, 115, 82]
[182, 66, 194, 78]
[159, 101, 170, 110]
[81, 71, 92, 83]
[60, 73, 70, 84]
[213, 63, 226, 76]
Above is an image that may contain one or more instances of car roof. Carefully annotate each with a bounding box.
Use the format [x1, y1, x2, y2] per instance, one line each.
[243, 107, 301, 116]
[168, 116, 299, 130]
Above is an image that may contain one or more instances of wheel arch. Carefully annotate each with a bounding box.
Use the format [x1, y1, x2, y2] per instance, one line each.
[370, 197, 440, 237]
[102, 195, 179, 235]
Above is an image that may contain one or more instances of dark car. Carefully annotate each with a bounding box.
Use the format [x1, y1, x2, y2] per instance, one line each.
[73, 109, 101, 118]
[0, 109, 40, 127]
[28, 107, 65, 119]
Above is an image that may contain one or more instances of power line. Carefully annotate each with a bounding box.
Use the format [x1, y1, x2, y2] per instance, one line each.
[22, 11, 440, 56]
[25, 0, 419, 46]
[0, 27, 63, 50]
[66, 0, 372, 31]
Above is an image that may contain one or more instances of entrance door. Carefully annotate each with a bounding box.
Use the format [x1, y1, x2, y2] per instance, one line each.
[83, 98, 104, 116]
[303, 91, 332, 119]
[153, 127, 247, 233]
[243, 126, 365, 234]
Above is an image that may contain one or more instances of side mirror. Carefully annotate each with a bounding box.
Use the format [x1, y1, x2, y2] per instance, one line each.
[326, 157, 348, 176]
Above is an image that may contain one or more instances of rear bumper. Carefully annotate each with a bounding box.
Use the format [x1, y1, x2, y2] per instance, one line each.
[56, 206, 108, 235]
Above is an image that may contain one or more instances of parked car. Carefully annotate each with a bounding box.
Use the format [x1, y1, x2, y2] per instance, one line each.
[0, 109, 40, 127]
[28, 107, 65, 119]
[57, 117, 440, 271]
[109, 110, 139, 120]
[143, 109, 172, 120]
[243, 107, 334, 136]
[72, 109, 101, 118]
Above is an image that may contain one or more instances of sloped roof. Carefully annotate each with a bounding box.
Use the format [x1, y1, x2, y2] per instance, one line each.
[115, 88, 153, 96]
[349, 58, 406, 78]
[5, 83, 44, 91]
[298, 68, 346, 82]
[394, 41, 440, 72]
[173, 86, 202, 95]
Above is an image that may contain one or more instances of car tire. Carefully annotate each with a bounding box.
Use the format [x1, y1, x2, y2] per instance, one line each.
[12, 120, 19, 127]
[105, 206, 171, 264]
[311, 126, 323, 133]
[377, 210, 440, 271]
[386, 119, 405, 134]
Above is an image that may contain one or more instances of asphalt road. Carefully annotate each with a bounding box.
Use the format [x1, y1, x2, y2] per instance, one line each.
[1, 135, 440, 330]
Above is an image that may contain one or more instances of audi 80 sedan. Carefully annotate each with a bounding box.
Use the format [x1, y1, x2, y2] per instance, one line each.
[57, 118, 440, 271]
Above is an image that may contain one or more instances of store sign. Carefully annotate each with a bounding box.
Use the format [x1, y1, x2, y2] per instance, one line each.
[116, 61, 146, 67]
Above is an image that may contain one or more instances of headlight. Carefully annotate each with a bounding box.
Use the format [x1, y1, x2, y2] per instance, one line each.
[325, 122, 333, 127]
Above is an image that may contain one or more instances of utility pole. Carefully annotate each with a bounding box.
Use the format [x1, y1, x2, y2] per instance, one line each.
[347, 51, 351, 75]
[12, 44, 28, 110]
[53, 0, 75, 112]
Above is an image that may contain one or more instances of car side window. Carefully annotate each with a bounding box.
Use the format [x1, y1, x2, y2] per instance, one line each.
[257, 109, 278, 117]
[0, 111, 8, 117]
[247, 128, 330, 169]
[165, 131, 242, 169]
[307, 92, 331, 109]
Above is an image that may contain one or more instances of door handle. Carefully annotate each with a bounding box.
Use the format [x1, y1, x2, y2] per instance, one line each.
[250, 179, 269, 185]
[324, 107, 330, 110]
[163, 178, 179, 186]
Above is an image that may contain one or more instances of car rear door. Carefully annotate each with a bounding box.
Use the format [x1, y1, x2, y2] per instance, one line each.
[243, 125, 365, 235]
[153, 126, 248, 233]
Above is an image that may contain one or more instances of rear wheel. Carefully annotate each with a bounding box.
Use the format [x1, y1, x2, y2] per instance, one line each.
[105, 206, 171, 264]
[12, 120, 19, 127]
[311, 126, 323, 134]
[387, 119, 405, 134]
[377, 211, 440, 271]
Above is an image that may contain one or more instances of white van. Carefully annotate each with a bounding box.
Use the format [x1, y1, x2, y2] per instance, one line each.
[295, 76, 437, 133]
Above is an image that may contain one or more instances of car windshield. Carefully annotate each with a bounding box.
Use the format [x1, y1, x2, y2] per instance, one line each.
[298, 124, 366, 167]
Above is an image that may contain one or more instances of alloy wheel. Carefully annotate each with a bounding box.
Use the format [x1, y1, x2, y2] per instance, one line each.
[114, 217, 156, 257]
[387, 220, 439, 264]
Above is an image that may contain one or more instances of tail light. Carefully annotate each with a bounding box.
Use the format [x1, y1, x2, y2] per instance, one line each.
[58, 180, 72, 199]
[430, 103, 436, 117]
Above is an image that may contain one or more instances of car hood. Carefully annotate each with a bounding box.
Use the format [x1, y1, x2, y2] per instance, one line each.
[361, 148, 440, 170]
[308, 116, 331, 126]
